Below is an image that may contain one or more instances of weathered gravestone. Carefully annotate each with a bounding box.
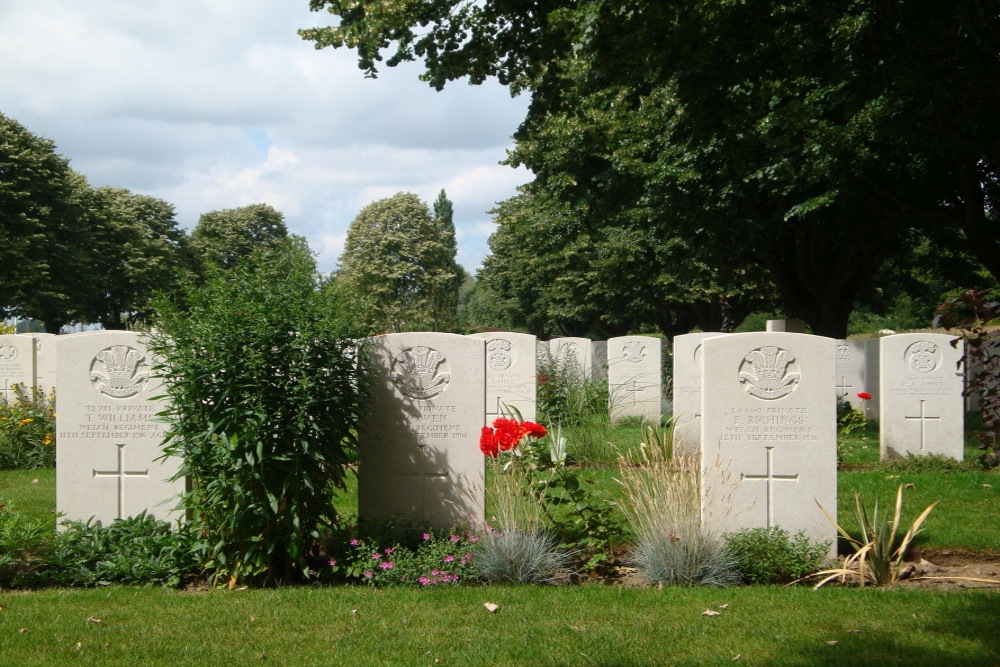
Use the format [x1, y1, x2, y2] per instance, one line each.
[835, 340, 867, 411]
[56, 331, 184, 526]
[359, 333, 486, 529]
[864, 338, 881, 420]
[879, 333, 964, 460]
[0, 334, 36, 401]
[549, 337, 592, 382]
[607, 336, 662, 422]
[591, 341, 608, 381]
[671, 332, 724, 457]
[701, 332, 837, 557]
[469, 332, 537, 422]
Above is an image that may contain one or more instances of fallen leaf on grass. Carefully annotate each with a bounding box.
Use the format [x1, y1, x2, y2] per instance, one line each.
[18, 628, 26, 634]
[731, 654, 741, 661]
[31, 479, 38, 484]
[0, 604, 6, 611]
[847, 629, 863, 635]
[74, 642, 82, 650]
[718, 604, 729, 609]
[904, 483, 915, 490]
[825, 641, 838, 646]
[701, 610, 721, 617]
[86, 616, 101, 624]
[484, 602, 499, 613]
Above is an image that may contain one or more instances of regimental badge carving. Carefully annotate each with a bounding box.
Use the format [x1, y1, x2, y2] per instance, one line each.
[390, 346, 451, 399]
[0, 344, 17, 361]
[906, 341, 940, 374]
[738, 346, 800, 400]
[90, 345, 149, 398]
[486, 339, 514, 371]
[557, 342, 580, 356]
[622, 341, 647, 363]
[837, 344, 851, 362]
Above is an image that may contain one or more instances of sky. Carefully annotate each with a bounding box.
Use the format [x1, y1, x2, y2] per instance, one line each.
[0, 1, 532, 274]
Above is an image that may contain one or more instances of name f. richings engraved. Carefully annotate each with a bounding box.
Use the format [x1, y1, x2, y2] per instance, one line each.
[485, 339, 514, 371]
[91, 345, 149, 398]
[739, 346, 800, 400]
[906, 341, 941, 374]
[390, 346, 451, 400]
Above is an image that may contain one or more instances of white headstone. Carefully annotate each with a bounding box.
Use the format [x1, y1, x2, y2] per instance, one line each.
[835, 340, 866, 411]
[359, 333, 486, 529]
[26, 332, 57, 397]
[549, 337, 592, 382]
[671, 332, 724, 457]
[56, 331, 183, 526]
[879, 333, 964, 460]
[0, 335, 36, 402]
[701, 332, 837, 557]
[607, 336, 662, 422]
[469, 332, 537, 422]
[863, 338, 881, 420]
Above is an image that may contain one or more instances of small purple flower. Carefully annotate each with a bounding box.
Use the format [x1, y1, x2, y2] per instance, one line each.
[468, 535, 479, 543]
[380, 561, 394, 570]
[422, 532, 432, 541]
[364, 571, 373, 579]
[372, 552, 381, 560]
[328, 559, 336, 567]
[449, 535, 460, 543]
[444, 555, 455, 563]
[384, 547, 394, 555]
[349, 538, 360, 546]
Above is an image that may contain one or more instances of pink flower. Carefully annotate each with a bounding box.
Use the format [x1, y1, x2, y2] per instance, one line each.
[422, 532, 432, 541]
[444, 555, 455, 563]
[364, 571, 373, 579]
[384, 547, 394, 554]
[450, 535, 460, 543]
[328, 559, 336, 566]
[349, 538, 360, 546]
[380, 561, 394, 570]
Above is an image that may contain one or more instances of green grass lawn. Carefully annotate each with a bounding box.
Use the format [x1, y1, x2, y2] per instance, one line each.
[0, 585, 997, 666]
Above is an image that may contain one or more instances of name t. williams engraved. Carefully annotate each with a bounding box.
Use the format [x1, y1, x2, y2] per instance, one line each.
[90, 346, 149, 398]
[739, 346, 800, 400]
[390, 346, 451, 400]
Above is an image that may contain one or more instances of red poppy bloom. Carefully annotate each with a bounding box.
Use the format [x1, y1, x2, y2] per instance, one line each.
[857, 392, 872, 400]
[521, 421, 547, 439]
[479, 426, 499, 458]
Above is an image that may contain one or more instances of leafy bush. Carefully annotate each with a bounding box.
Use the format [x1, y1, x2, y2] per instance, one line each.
[149, 239, 366, 586]
[42, 514, 196, 588]
[0, 384, 56, 470]
[537, 347, 608, 427]
[0, 498, 55, 587]
[726, 527, 831, 585]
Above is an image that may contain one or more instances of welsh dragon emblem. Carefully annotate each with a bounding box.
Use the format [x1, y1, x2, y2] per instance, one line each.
[90, 345, 149, 398]
[738, 346, 800, 400]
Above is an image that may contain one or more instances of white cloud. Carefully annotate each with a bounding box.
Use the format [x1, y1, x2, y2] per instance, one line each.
[0, 0, 531, 274]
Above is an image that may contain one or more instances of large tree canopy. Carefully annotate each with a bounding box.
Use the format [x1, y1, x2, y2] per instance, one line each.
[191, 203, 290, 271]
[0, 113, 93, 332]
[303, 1, 1000, 337]
[336, 192, 463, 332]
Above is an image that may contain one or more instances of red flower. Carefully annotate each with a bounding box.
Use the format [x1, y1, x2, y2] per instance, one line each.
[492, 417, 522, 451]
[521, 421, 547, 439]
[479, 426, 499, 458]
[537, 374, 550, 386]
[857, 392, 872, 400]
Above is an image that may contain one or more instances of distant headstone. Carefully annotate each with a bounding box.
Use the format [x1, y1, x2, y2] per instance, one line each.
[879, 333, 964, 460]
[56, 331, 183, 526]
[359, 333, 485, 529]
[671, 332, 724, 457]
[469, 332, 537, 422]
[765, 319, 808, 333]
[25, 332, 57, 396]
[590, 341, 608, 381]
[549, 337, 592, 382]
[863, 339, 881, 420]
[835, 340, 866, 411]
[607, 336, 662, 422]
[0, 334, 35, 401]
[701, 332, 837, 557]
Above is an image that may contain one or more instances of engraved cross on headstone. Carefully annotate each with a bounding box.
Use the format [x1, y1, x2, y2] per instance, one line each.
[93, 443, 149, 519]
[741, 446, 799, 528]
[904, 399, 940, 451]
[614, 380, 640, 406]
[0, 377, 9, 402]
[836, 375, 855, 400]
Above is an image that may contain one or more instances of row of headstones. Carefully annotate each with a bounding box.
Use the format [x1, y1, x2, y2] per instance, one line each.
[10, 329, 968, 562]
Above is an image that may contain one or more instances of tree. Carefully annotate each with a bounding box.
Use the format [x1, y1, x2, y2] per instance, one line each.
[336, 192, 462, 332]
[190, 203, 289, 271]
[0, 113, 94, 332]
[302, 1, 1000, 337]
[430, 189, 465, 326]
[83, 187, 191, 329]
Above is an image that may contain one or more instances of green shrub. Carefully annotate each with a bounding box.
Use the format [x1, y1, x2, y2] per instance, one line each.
[0, 384, 56, 470]
[42, 514, 196, 588]
[726, 527, 831, 585]
[0, 498, 55, 587]
[327, 526, 477, 586]
[149, 239, 366, 587]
